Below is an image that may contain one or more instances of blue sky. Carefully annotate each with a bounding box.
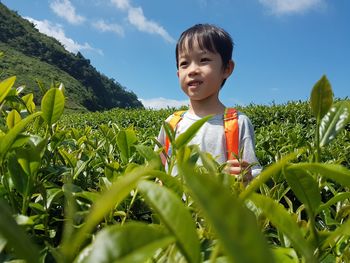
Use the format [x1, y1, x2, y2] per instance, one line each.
[2, 0, 349, 109]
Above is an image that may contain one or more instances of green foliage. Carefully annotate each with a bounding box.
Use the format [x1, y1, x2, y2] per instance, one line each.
[0, 73, 350, 263]
[0, 3, 143, 111]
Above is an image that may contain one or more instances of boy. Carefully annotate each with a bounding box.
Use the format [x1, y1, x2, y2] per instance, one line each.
[157, 24, 261, 179]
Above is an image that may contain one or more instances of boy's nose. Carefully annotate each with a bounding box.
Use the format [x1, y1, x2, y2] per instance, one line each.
[188, 63, 200, 75]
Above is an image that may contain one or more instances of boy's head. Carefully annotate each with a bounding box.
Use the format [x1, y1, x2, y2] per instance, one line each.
[176, 23, 233, 71]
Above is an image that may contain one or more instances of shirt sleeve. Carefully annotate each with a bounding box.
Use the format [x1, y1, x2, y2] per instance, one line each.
[238, 113, 262, 177]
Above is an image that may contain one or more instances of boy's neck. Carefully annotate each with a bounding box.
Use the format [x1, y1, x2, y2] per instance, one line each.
[188, 97, 226, 117]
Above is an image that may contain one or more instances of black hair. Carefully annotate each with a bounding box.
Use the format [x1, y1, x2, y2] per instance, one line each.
[175, 24, 234, 70]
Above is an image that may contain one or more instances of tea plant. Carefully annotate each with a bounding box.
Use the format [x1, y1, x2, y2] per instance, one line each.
[0, 72, 349, 263]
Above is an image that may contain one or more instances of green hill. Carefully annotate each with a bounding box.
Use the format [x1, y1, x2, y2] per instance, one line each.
[0, 3, 143, 111]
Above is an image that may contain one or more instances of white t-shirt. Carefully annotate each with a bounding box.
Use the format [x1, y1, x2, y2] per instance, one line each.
[157, 110, 262, 177]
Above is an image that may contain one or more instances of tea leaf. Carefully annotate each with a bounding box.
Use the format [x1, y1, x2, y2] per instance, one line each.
[319, 101, 350, 147]
[271, 247, 299, 263]
[76, 223, 174, 263]
[284, 166, 321, 216]
[117, 129, 137, 163]
[0, 200, 40, 263]
[0, 76, 16, 104]
[21, 93, 36, 113]
[6, 109, 22, 129]
[322, 218, 350, 249]
[290, 163, 350, 188]
[310, 75, 333, 121]
[318, 192, 350, 214]
[138, 180, 201, 263]
[41, 87, 65, 126]
[7, 153, 28, 195]
[0, 111, 42, 160]
[182, 165, 274, 263]
[240, 149, 302, 201]
[250, 194, 316, 262]
[175, 115, 212, 149]
[62, 164, 154, 260]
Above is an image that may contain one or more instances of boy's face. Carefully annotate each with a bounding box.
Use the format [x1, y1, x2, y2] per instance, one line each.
[177, 41, 233, 103]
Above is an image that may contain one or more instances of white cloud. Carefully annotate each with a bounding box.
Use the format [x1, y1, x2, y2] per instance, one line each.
[128, 7, 174, 43]
[258, 0, 326, 15]
[111, 0, 131, 11]
[92, 20, 124, 37]
[110, 0, 175, 43]
[140, 97, 189, 109]
[25, 17, 102, 55]
[50, 0, 85, 25]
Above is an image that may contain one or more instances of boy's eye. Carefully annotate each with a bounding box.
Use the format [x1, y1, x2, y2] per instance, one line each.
[179, 61, 188, 67]
[201, 57, 211, 62]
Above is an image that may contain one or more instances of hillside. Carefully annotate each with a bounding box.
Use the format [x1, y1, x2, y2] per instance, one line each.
[0, 3, 143, 111]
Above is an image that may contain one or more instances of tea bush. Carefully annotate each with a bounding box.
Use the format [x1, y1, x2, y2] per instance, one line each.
[0, 70, 350, 262]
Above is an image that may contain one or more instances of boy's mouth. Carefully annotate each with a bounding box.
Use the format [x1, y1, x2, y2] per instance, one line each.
[188, 80, 203, 87]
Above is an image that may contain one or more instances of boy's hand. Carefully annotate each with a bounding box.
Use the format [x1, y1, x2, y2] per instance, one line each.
[225, 159, 253, 182]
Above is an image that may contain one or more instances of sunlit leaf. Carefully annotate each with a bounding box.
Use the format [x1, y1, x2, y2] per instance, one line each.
[41, 88, 65, 126]
[21, 93, 36, 113]
[0, 76, 16, 104]
[182, 165, 274, 263]
[249, 194, 316, 262]
[289, 163, 350, 189]
[175, 115, 212, 149]
[271, 247, 299, 263]
[138, 180, 201, 263]
[240, 149, 302, 201]
[284, 166, 321, 216]
[0, 112, 42, 160]
[62, 164, 155, 260]
[310, 75, 333, 121]
[319, 101, 350, 147]
[76, 223, 174, 263]
[116, 128, 137, 163]
[6, 109, 22, 129]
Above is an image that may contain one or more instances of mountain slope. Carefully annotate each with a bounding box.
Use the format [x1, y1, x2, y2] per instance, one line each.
[0, 3, 143, 111]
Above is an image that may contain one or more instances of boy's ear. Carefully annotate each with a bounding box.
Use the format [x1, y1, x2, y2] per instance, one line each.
[176, 70, 179, 78]
[224, 60, 235, 78]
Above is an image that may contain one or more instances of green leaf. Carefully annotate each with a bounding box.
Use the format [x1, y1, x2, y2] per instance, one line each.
[0, 112, 42, 160]
[318, 192, 350, 214]
[62, 164, 154, 260]
[46, 187, 64, 210]
[321, 218, 350, 250]
[175, 115, 212, 149]
[6, 109, 22, 129]
[0, 76, 16, 104]
[16, 143, 41, 177]
[8, 153, 29, 195]
[21, 93, 36, 113]
[182, 165, 274, 263]
[319, 101, 350, 147]
[0, 200, 40, 263]
[310, 75, 333, 121]
[289, 163, 350, 189]
[116, 128, 137, 163]
[76, 223, 175, 263]
[138, 180, 201, 263]
[240, 149, 302, 201]
[148, 170, 183, 198]
[163, 121, 176, 146]
[284, 166, 321, 216]
[41, 88, 65, 125]
[271, 247, 299, 263]
[249, 194, 316, 262]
